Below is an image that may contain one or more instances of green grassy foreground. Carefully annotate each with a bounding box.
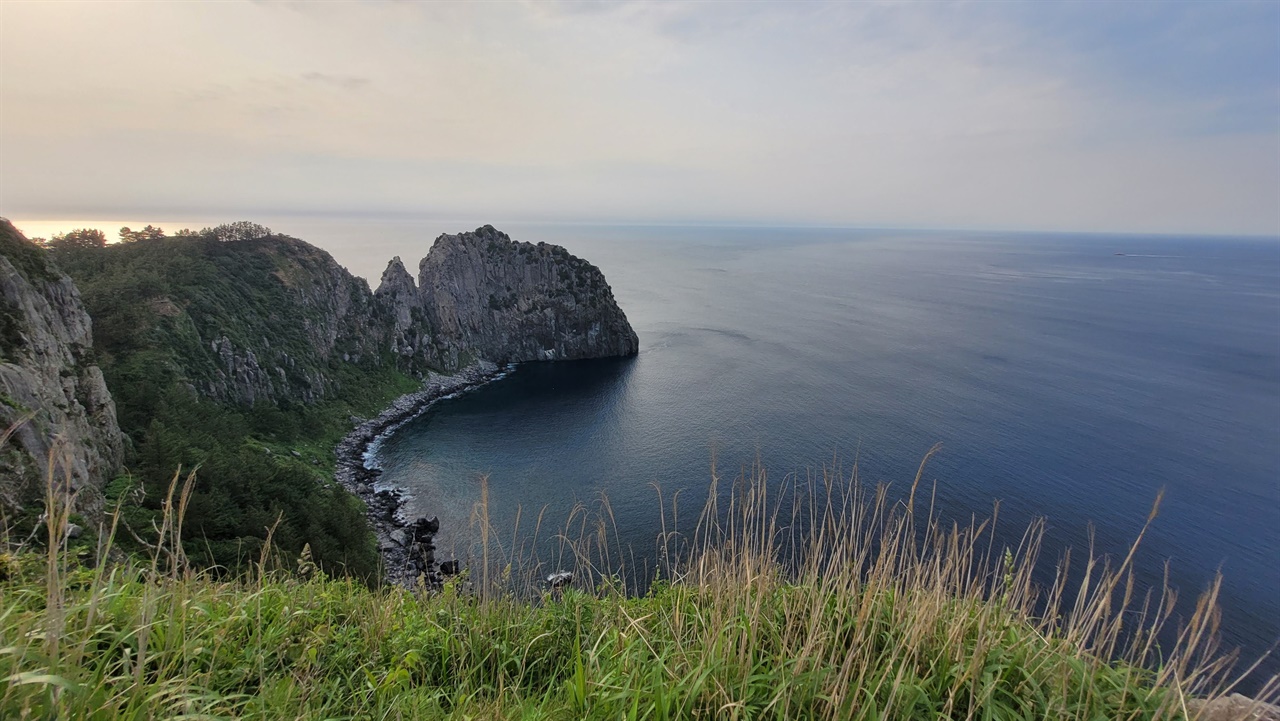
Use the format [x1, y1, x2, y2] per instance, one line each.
[2, 462, 1273, 719]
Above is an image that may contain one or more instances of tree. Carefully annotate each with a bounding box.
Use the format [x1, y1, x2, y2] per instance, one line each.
[46, 228, 107, 251]
[202, 221, 273, 243]
[119, 225, 166, 243]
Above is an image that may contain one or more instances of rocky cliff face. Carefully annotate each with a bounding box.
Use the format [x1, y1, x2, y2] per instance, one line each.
[374, 256, 438, 365]
[381, 225, 639, 370]
[0, 220, 124, 524]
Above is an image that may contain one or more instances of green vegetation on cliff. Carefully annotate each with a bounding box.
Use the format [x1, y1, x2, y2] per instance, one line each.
[46, 226, 425, 579]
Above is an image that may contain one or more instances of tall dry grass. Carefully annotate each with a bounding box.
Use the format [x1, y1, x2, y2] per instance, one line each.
[469, 448, 1277, 718]
[1, 431, 1275, 719]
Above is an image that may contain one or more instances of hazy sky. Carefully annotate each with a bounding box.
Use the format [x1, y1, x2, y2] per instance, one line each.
[2, 1, 1278, 235]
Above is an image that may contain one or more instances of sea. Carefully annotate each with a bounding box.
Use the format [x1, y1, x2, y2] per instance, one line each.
[16, 217, 1280, 686]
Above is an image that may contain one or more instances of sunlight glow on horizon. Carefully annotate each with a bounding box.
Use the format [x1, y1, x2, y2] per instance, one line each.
[7, 219, 213, 243]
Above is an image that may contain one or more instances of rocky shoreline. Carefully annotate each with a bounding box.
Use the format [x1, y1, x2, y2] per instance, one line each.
[334, 360, 510, 587]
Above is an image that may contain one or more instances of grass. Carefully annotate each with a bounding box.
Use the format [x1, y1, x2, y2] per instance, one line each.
[1, 442, 1276, 719]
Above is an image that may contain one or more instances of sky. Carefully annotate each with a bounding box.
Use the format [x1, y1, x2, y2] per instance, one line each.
[1, 0, 1278, 236]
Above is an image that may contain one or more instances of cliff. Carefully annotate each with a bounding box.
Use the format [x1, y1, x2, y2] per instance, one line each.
[0, 220, 124, 524]
[381, 225, 639, 370]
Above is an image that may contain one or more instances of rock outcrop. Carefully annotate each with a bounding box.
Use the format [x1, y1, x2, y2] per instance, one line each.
[379, 225, 639, 370]
[0, 220, 124, 524]
[374, 256, 437, 364]
[216, 223, 640, 401]
[374, 256, 417, 334]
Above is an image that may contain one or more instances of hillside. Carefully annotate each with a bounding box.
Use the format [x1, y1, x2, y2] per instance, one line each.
[43, 227, 414, 577]
[49, 229, 411, 411]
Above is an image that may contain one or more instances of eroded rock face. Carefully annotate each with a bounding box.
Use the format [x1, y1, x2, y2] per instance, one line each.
[0, 220, 124, 524]
[382, 225, 638, 370]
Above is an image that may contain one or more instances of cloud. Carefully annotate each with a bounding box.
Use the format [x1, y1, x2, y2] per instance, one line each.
[0, 0, 1276, 235]
[300, 72, 371, 91]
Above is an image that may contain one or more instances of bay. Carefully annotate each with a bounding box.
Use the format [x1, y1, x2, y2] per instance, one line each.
[307, 222, 1279, 684]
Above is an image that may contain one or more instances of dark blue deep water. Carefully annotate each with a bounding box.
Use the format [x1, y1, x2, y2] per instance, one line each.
[344, 225, 1279, 682]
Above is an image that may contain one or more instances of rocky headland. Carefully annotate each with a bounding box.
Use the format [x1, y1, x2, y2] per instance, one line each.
[2, 219, 637, 583]
[135, 223, 639, 408]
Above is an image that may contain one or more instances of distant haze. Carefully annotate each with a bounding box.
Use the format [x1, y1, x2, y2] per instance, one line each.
[2, 1, 1277, 235]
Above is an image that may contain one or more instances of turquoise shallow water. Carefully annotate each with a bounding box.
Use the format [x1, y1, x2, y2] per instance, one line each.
[305, 223, 1279, 686]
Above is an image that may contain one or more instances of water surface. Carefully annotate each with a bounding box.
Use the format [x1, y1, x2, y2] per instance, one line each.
[354, 225, 1278, 682]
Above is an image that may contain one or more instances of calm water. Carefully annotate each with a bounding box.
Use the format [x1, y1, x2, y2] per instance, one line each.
[322, 223, 1278, 682]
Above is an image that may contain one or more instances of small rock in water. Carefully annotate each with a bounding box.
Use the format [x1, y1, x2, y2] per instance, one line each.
[546, 571, 573, 589]
[439, 560, 461, 576]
